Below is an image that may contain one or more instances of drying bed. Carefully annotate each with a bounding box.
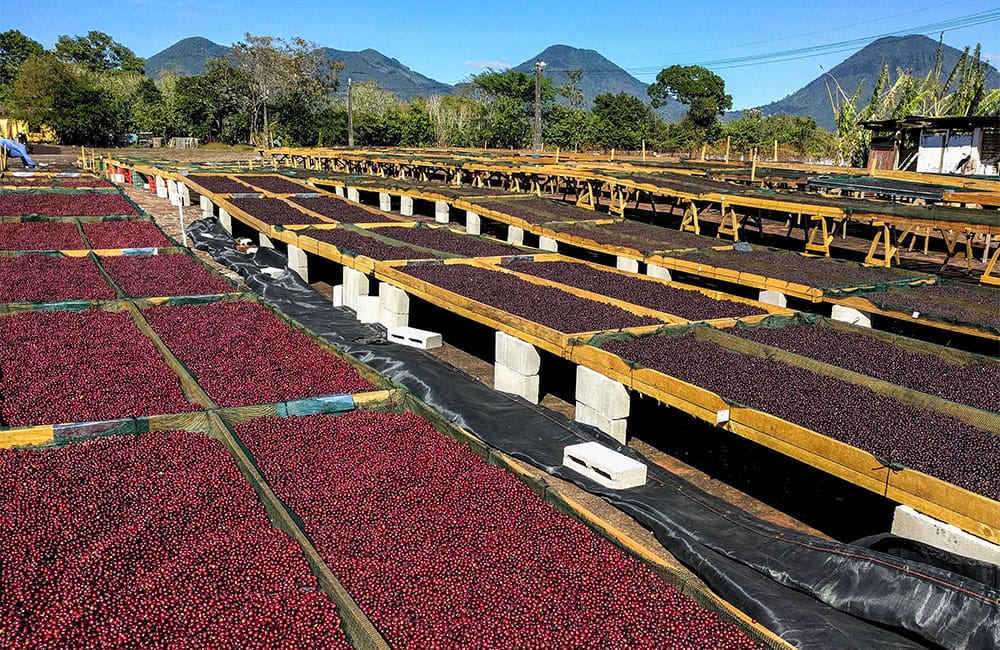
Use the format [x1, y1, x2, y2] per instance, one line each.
[236, 411, 760, 649]
[142, 301, 375, 407]
[185, 175, 255, 195]
[0, 310, 197, 427]
[0, 255, 114, 303]
[600, 332, 1000, 500]
[304, 228, 439, 261]
[82, 220, 173, 249]
[374, 226, 524, 258]
[731, 321, 999, 413]
[0, 431, 350, 649]
[226, 197, 325, 226]
[289, 196, 396, 223]
[865, 283, 1000, 333]
[0, 221, 85, 250]
[503, 259, 768, 321]
[470, 197, 611, 224]
[0, 193, 139, 217]
[401, 263, 663, 333]
[547, 220, 718, 253]
[100, 254, 235, 298]
[235, 174, 314, 194]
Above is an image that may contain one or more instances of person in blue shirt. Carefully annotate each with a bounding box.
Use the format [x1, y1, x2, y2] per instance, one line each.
[1, 138, 40, 168]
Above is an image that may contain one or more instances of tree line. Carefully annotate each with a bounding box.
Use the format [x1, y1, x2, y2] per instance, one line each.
[2, 29, 991, 161]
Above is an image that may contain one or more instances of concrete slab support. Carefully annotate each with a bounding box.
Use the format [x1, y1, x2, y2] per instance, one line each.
[539, 236, 559, 252]
[218, 209, 233, 235]
[616, 256, 640, 273]
[400, 196, 414, 217]
[494, 331, 541, 404]
[465, 211, 481, 235]
[575, 365, 630, 443]
[434, 200, 450, 224]
[831, 304, 873, 328]
[378, 282, 410, 328]
[342, 266, 370, 311]
[155, 176, 168, 199]
[199, 195, 214, 219]
[507, 226, 524, 246]
[646, 264, 672, 281]
[334, 186, 345, 197]
[287, 244, 308, 282]
[356, 296, 381, 323]
[758, 290, 788, 308]
[379, 192, 392, 212]
[259, 232, 275, 249]
[177, 182, 192, 207]
[347, 187, 360, 203]
[892, 506, 1000, 566]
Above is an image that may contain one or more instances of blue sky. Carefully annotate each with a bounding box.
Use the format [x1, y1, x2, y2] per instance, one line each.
[4, 0, 998, 108]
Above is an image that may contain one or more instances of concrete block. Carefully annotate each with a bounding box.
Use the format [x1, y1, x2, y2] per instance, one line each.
[218, 209, 233, 235]
[538, 236, 559, 252]
[400, 196, 414, 217]
[379, 192, 392, 212]
[259, 232, 274, 248]
[758, 290, 787, 308]
[332, 284, 344, 307]
[434, 200, 450, 224]
[334, 185, 345, 197]
[388, 326, 442, 350]
[494, 363, 540, 404]
[616, 256, 640, 273]
[167, 178, 179, 206]
[379, 308, 409, 328]
[831, 304, 872, 328]
[178, 182, 191, 206]
[356, 295, 381, 323]
[288, 244, 308, 282]
[507, 226, 524, 246]
[563, 441, 645, 489]
[199, 194, 214, 217]
[342, 267, 370, 310]
[347, 187, 360, 203]
[155, 176, 168, 198]
[576, 365, 630, 419]
[466, 211, 481, 235]
[378, 282, 409, 314]
[892, 505, 1000, 566]
[495, 331, 541, 376]
[575, 402, 629, 443]
[646, 264, 671, 281]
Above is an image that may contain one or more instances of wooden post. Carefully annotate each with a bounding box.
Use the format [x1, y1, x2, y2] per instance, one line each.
[750, 150, 758, 183]
[724, 136, 731, 163]
[80, 146, 87, 170]
[555, 146, 560, 163]
[869, 152, 877, 175]
[700, 144, 706, 161]
[773, 139, 778, 162]
[610, 148, 615, 162]
[642, 139, 646, 161]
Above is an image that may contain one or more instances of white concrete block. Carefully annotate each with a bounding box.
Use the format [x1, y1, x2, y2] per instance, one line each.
[892, 505, 1000, 566]
[563, 441, 645, 489]
[379, 308, 409, 329]
[466, 211, 481, 235]
[342, 267, 370, 311]
[434, 200, 450, 224]
[218, 209, 233, 235]
[616, 256, 640, 273]
[495, 331, 541, 376]
[347, 187, 360, 203]
[575, 402, 629, 443]
[507, 226, 524, 246]
[167, 179, 179, 206]
[334, 185, 345, 197]
[646, 264, 672, 281]
[758, 290, 787, 308]
[259, 232, 274, 248]
[378, 282, 410, 314]
[178, 182, 191, 206]
[356, 295, 381, 323]
[332, 284, 345, 307]
[388, 326, 442, 349]
[200, 194, 214, 217]
[494, 363, 540, 404]
[379, 192, 392, 212]
[831, 304, 872, 328]
[400, 196, 414, 217]
[288, 244, 308, 282]
[576, 365, 630, 419]
[538, 236, 559, 252]
[155, 176, 168, 199]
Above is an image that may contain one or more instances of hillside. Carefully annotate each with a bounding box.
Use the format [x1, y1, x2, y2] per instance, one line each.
[511, 44, 686, 120]
[752, 35, 1000, 130]
[145, 37, 228, 77]
[322, 48, 452, 99]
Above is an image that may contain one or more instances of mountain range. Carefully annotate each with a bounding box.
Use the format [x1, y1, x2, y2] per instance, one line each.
[144, 34, 998, 131]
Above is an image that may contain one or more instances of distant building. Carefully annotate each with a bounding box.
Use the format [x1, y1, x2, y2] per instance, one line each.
[861, 115, 1000, 176]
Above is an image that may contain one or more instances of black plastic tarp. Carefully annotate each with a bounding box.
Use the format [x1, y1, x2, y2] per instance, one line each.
[189, 218, 1000, 650]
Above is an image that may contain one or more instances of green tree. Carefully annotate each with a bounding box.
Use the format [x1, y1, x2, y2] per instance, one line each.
[648, 64, 731, 130]
[545, 104, 592, 151]
[591, 92, 653, 150]
[174, 58, 252, 143]
[557, 68, 585, 109]
[0, 30, 44, 96]
[472, 69, 554, 149]
[400, 102, 434, 147]
[53, 31, 144, 73]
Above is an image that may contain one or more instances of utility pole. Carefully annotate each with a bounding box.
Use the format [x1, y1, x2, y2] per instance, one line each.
[347, 78, 355, 148]
[533, 60, 545, 153]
